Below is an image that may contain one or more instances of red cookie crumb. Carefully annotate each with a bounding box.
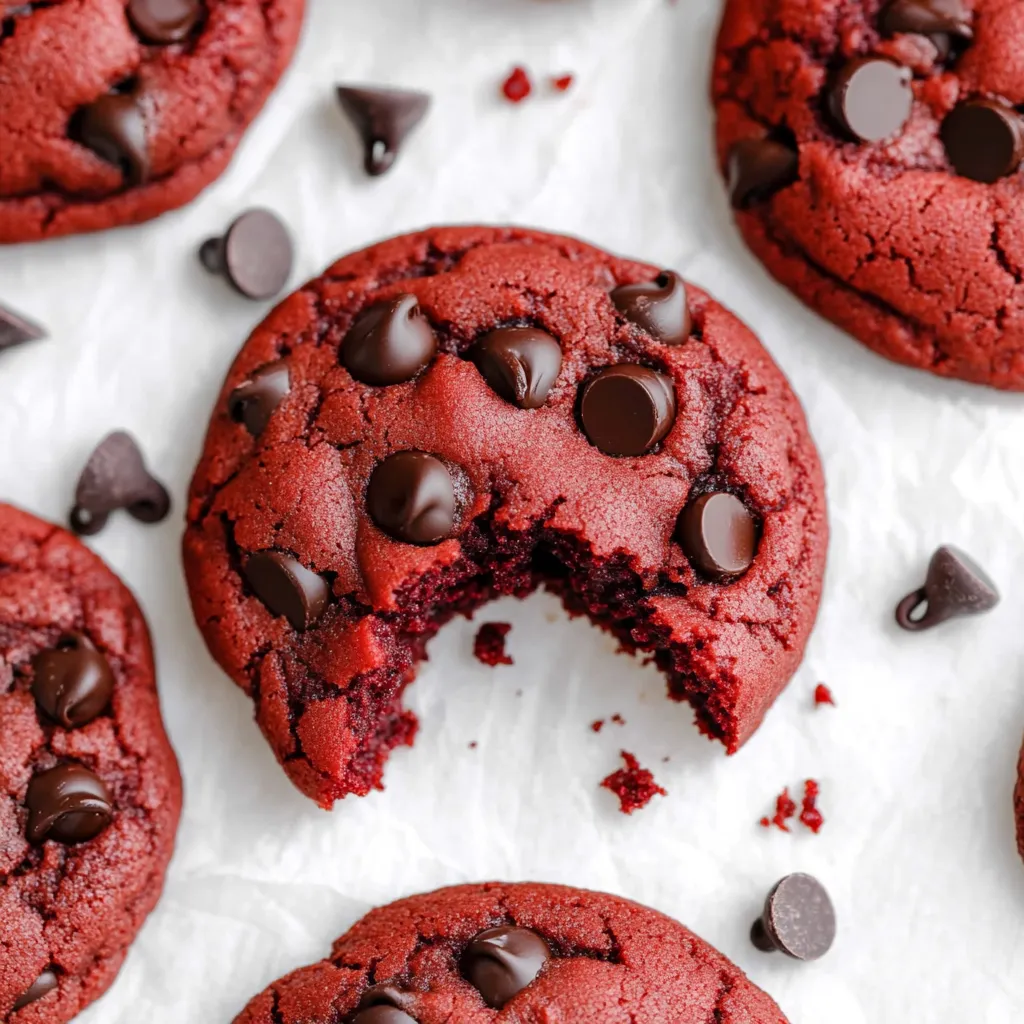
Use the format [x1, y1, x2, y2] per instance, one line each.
[591, 719, 605, 733]
[601, 751, 667, 815]
[473, 622, 513, 666]
[761, 787, 797, 832]
[551, 74, 575, 92]
[611, 713, 626, 725]
[468, 741, 478, 749]
[501, 67, 533, 103]
[800, 779, 824, 834]
[814, 683, 835, 706]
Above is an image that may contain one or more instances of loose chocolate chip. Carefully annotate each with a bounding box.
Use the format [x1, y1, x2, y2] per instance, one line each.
[200, 209, 294, 300]
[71, 90, 149, 184]
[580, 364, 676, 457]
[610, 271, 691, 345]
[0, 302, 46, 356]
[127, 0, 202, 44]
[942, 100, 1024, 183]
[471, 326, 562, 409]
[228, 363, 290, 436]
[677, 492, 757, 580]
[336, 85, 431, 177]
[828, 58, 913, 143]
[895, 544, 1000, 631]
[879, 0, 973, 56]
[31, 632, 114, 729]
[69, 431, 171, 536]
[727, 137, 799, 209]
[340, 295, 437, 386]
[244, 552, 329, 632]
[353, 985, 418, 1024]
[25, 763, 113, 845]
[463, 926, 550, 1009]
[12, 970, 58, 1011]
[367, 452, 456, 545]
[751, 874, 836, 961]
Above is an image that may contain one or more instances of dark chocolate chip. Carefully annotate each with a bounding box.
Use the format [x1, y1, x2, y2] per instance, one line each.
[471, 326, 562, 409]
[610, 271, 691, 345]
[244, 552, 329, 632]
[0, 302, 46, 356]
[677, 492, 757, 581]
[71, 90, 149, 184]
[200, 209, 293, 300]
[580, 364, 676, 457]
[336, 85, 431, 177]
[127, 0, 202, 44]
[879, 0, 973, 54]
[941, 100, 1024, 183]
[69, 431, 171, 536]
[828, 58, 913, 143]
[353, 984, 418, 1024]
[228, 363, 290, 436]
[367, 452, 456, 545]
[895, 544, 1000, 631]
[340, 295, 437, 386]
[25, 763, 113, 845]
[352, 1010, 416, 1024]
[463, 926, 550, 1009]
[12, 970, 58, 1012]
[727, 137, 799, 209]
[31, 632, 114, 729]
[751, 873, 836, 961]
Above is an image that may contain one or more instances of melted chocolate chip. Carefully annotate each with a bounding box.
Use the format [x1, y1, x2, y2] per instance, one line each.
[677, 492, 757, 580]
[12, 970, 58, 1011]
[228, 363, 290, 436]
[471, 326, 562, 408]
[71, 90, 149, 184]
[340, 295, 438, 386]
[942, 100, 1024, 183]
[353, 985, 418, 1024]
[895, 545, 1000, 631]
[879, 0, 973, 55]
[31, 633, 114, 729]
[244, 552, 329, 632]
[0, 302, 46, 356]
[367, 452, 456, 545]
[610, 271, 691, 345]
[352, 1010, 416, 1024]
[828, 58, 913, 143]
[727, 137, 799, 208]
[25, 763, 113, 845]
[336, 85, 431, 177]
[751, 874, 836, 961]
[463, 926, 550, 1009]
[200, 209, 294, 300]
[127, 0, 202, 44]
[580, 365, 676, 457]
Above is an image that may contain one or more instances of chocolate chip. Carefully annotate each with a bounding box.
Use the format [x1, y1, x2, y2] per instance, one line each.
[879, 0, 973, 56]
[942, 100, 1024, 183]
[127, 0, 202, 44]
[71, 90, 149, 184]
[352, 1010, 416, 1024]
[0, 302, 46, 356]
[31, 633, 114, 729]
[25, 763, 113, 845]
[610, 271, 691, 345]
[243, 552, 329, 632]
[677, 492, 757, 580]
[470, 326, 562, 408]
[751, 873, 836, 961]
[353, 985, 418, 1024]
[12, 971, 58, 1011]
[463, 926, 550, 1009]
[828, 58, 913, 143]
[580, 365, 676, 457]
[200, 209, 293, 300]
[228, 363, 290, 436]
[69, 431, 171, 536]
[895, 544, 1000, 631]
[727, 137, 799, 209]
[367, 452, 456, 545]
[336, 85, 431, 177]
[340, 295, 437, 386]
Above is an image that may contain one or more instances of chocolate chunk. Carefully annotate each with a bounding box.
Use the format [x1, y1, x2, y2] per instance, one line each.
[200, 209, 294, 300]
[25, 763, 113, 845]
[228, 363, 290, 436]
[352, 1010, 416, 1024]
[69, 431, 171, 536]
[0, 302, 46, 356]
[31, 632, 114, 729]
[244, 552, 329, 632]
[677, 492, 757, 580]
[353, 984, 418, 1024]
[463, 926, 550, 1008]
[12, 971, 58, 1012]
[336, 85, 431, 177]
[367, 451, 456, 545]
[127, 0, 202, 44]
[879, 0, 973, 55]
[340, 295, 437, 386]
[71, 90, 149, 184]
[610, 271, 691, 345]
[895, 544, 1000, 631]
[471, 326, 562, 408]
[580, 365, 676, 457]
[828, 58, 913, 143]
[727, 137, 799, 209]
[942, 100, 1024, 183]
[751, 873, 836, 961]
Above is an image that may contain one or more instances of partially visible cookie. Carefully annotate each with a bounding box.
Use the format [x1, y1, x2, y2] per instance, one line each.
[0, 504, 181, 1022]
[1016, 737, 1024, 865]
[231, 882, 789, 1023]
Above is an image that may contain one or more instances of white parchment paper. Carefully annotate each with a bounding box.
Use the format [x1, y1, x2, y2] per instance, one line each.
[3, 1, 1024, 1020]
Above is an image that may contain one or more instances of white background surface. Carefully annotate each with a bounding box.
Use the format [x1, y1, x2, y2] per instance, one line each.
[3, 0, 1024, 1020]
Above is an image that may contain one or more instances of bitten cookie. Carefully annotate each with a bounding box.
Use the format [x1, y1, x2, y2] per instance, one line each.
[0, 0, 305, 243]
[184, 225, 827, 808]
[0, 504, 181, 1021]
[714, 0, 1024, 390]
[231, 882, 790, 1024]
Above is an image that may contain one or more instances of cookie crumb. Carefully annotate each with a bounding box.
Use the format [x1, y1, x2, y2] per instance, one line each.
[602, 751, 666, 815]
[591, 719, 605, 733]
[551, 74, 574, 92]
[611, 713, 626, 725]
[468, 741, 478, 749]
[501, 67, 532, 103]
[762, 787, 797, 832]
[473, 622, 513, 666]
[814, 683, 835, 706]
[800, 779, 824, 834]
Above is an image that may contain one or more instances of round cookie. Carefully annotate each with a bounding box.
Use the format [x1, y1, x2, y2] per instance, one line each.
[0, 0, 305, 243]
[184, 225, 827, 808]
[231, 882, 790, 1023]
[0, 504, 181, 1021]
[714, 0, 1024, 391]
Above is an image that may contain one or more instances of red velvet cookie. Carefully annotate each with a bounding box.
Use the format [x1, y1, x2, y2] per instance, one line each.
[231, 882, 790, 1024]
[1016, 737, 1024, 864]
[0, 504, 181, 1021]
[714, 0, 1024, 390]
[184, 226, 827, 808]
[0, 0, 305, 244]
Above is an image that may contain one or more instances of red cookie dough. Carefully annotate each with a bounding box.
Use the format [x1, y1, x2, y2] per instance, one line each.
[231, 882, 790, 1024]
[184, 225, 828, 808]
[0, 504, 181, 1021]
[0, 0, 305, 244]
[714, 0, 1024, 390]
